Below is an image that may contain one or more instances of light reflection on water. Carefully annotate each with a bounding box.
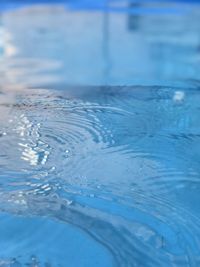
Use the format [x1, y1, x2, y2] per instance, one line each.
[1, 1, 200, 267]
[1, 86, 200, 266]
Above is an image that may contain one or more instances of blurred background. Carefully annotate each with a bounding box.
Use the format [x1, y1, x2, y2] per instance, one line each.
[1, 2, 200, 266]
[0, 0, 200, 89]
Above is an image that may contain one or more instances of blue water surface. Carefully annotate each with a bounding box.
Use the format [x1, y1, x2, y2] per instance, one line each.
[1, 1, 200, 267]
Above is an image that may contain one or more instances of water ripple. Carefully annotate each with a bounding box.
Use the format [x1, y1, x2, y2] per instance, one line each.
[1, 86, 200, 266]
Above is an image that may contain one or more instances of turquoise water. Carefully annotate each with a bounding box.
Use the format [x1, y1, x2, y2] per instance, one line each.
[1, 1, 200, 267]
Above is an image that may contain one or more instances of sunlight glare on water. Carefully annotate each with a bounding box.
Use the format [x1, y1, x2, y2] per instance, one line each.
[1, 86, 200, 266]
[1, 1, 200, 267]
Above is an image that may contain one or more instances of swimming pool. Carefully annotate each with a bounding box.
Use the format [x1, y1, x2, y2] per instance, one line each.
[0, 1, 200, 266]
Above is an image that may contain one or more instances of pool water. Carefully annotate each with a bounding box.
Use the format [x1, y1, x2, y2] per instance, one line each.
[1, 1, 200, 267]
[1, 86, 200, 267]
